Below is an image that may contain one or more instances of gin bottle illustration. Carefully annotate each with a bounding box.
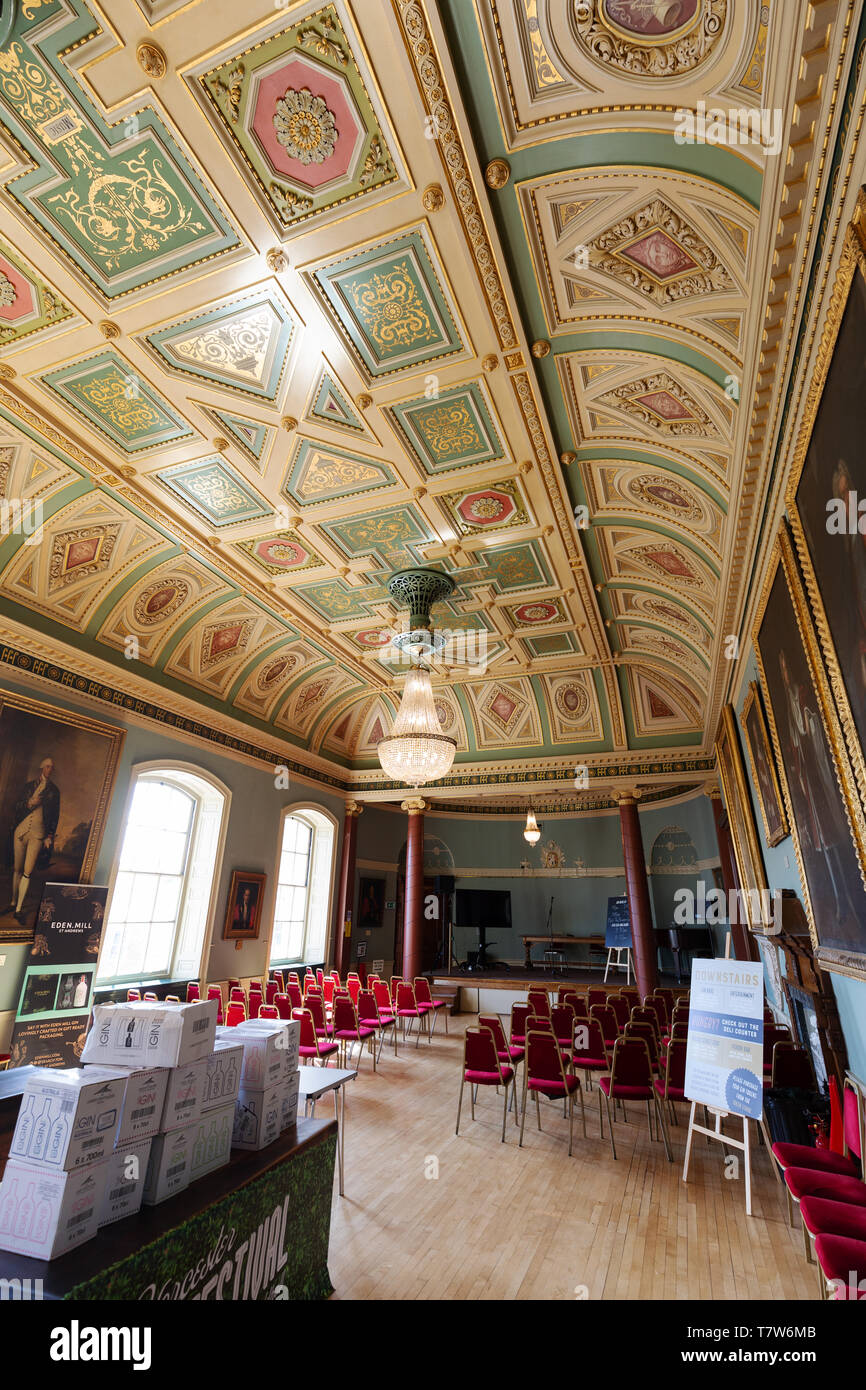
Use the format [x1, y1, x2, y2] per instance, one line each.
[205, 1120, 217, 1161]
[224, 1055, 237, 1093]
[29, 1098, 53, 1160]
[202, 1070, 212, 1104]
[211, 1066, 223, 1100]
[11, 1095, 36, 1156]
[193, 1126, 206, 1168]
[32, 1198, 51, 1243]
[47, 1109, 69, 1165]
[14, 1183, 35, 1237]
[0, 1178, 19, 1232]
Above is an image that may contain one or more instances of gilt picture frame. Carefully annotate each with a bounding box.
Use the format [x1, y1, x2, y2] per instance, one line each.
[223, 869, 266, 942]
[741, 681, 789, 847]
[714, 703, 768, 930]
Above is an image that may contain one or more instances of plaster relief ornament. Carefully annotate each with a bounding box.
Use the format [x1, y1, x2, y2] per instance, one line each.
[273, 89, 338, 165]
[0, 272, 16, 307]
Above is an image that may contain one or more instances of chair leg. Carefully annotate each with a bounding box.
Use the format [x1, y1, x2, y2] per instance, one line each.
[519, 1082, 528, 1147]
[456, 1077, 464, 1135]
[501, 1084, 508, 1143]
[568, 1094, 574, 1157]
[802, 1216, 814, 1265]
[579, 1082, 586, 1139]
[786, 1185, 795, 1228]
[512, 1078, 520, 1127]
[535, 1089, 542, 1132]
[654, 1094, 672, 1162]
[646, 1097, 653, 1141]
[604, 1092, 616, 1159]
[470, 1082, 475, 1121]
[597, 1085, 604, 1137]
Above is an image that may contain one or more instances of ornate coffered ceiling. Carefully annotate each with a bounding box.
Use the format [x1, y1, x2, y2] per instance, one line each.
[0, 0, 849, 799]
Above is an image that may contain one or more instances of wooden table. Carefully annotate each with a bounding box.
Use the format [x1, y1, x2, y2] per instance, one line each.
[521, 934, 606, 970]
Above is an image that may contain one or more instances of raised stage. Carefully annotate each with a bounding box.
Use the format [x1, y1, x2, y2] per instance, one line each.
[432, 965, 687, 1014]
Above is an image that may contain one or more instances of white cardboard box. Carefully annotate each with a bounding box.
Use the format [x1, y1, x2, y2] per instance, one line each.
[202, 1039, 243, 1113]
[0, 1157, 108, 1260]
[187, 1102, 234, 1182]
[82, 999, 218, 1069]
[218, 1023, 285, 1089]
[83, 1065, 169, 1146]
[8, 1068, 127, 1172]
[237, 1018, 300, 1075]
[142, 1124, 193, 1205]
[278, 1071, 300, 1133]
[232, 1083, 282, 1151]
[98, 1137, 152, 1228]
[160, 1057, 208, 1132]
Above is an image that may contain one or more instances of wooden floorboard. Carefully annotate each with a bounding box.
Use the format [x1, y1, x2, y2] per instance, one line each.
[325, 1016, 817, 1301]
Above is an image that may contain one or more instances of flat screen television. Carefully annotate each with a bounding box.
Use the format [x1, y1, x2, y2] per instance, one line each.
[455, 889, 512, 933]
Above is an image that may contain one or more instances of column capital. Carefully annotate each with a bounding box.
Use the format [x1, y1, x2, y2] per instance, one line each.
[344, 800, 364, 818]
[705, 781, 723, 801]
[401, 797, 426, 814]
[617, 787, 641, 806]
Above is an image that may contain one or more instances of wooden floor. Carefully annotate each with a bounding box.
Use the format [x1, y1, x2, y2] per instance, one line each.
[326, 1015, 818, 1301]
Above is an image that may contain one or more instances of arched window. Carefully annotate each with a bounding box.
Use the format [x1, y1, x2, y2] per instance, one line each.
[98, 765, 229, 984]
[271, 807, 336, 965]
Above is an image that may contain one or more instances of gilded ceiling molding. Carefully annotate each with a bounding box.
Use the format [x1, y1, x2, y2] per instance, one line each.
[394, 0, 517, 351]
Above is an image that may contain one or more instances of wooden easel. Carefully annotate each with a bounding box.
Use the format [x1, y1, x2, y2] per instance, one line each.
[603, 945, 633, 983]
[681, 932, 773, 1218]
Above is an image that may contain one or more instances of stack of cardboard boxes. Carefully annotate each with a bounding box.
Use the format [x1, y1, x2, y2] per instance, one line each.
[0, 997, 299, 1261]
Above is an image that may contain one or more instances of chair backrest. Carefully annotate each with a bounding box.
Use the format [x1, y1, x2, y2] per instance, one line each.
[525, 1028, 568, 1086]
[610, 1035, 654, 1089]
[771, 1042, 814, 1090]
[316, 969, 325, 988]
[630, 1005, 660, 1041]
[643, 996, 666, 1031]
[390, 976, 404, 1002]
[373, 980, 392, 1014]
[186, 982, 200, 1003]
[558, 986, 581, 1007]
[358, 990, 380, 1026]
[346, 976, 361, 1005]
[464, 1026, 502, 1076]
[414, 977, 433, 1006]
[619, 988, 640, 1006]
[258, 1004, 279, 1020]
[843, 1079, 863, 1160]
[669, 1020, 689, 1041]
[367, 974, 380, 987]
[625, 1020, 659, 1069]
[274, 992, 291, 1020]
[662, 1036, 688, 1092]
[322, 977, 336, 1005]
[165, 994, 181, 1004]
[587, 987, 608, 1011]
[206, 984, 224, 1025]
[249, 979, 263, 996]
[510, 1002, 532, 1041]
[225, 1001, 246, 1028]
[478, 1013, 509, 1055]
[763, 1023, 791, 1065]
[573, 1016, 606, 1061]
[395, 981, 418, 1013]
[271, 970, 285, 992]
[288, 972, 300, 986]
[143, 991, 158, 1002]
[608, 995, 630, 1030]
[292, 1007, 319, 1053]
[229, 986, 246, 1004]
[653, 987, 675, 1018]
[287, 982, 303, 1010]
[591, 1003, 618, 1039]
[265, 980, 278, 1006]
[550, 1003, 575, 1046]
[227, 978, 241, 992]
[527, 989, 551, 1020]
[306, 994, 328, 1033]
[329, 971, 341, 986]
[127, 988, 141, 1002]
[333, 994, 359, 1033]
[248, 993, 261, 1019]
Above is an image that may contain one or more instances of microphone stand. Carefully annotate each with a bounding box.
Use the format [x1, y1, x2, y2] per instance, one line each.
[546, 895, 554, 943]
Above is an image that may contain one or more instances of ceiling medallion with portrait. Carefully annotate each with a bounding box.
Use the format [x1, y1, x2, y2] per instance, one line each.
[273, 88, 338, 165]
[133, 578, 191, 627]
[588, 199, 734, 307]
[573, 0, 728, 78]
[629, 473, 703, 521]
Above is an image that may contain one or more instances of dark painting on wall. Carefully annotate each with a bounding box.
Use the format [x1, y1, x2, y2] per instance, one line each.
[358, 877, 385, 933]
[223, 870, 266, 941]
[741, 682, 788, 847]
[0, 692, 124, 944]
[754, 528, 866, 980]
[788, 208, 866, 824]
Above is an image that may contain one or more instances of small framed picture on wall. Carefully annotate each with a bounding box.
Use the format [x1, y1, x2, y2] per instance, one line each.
[223, 870, 266, 942]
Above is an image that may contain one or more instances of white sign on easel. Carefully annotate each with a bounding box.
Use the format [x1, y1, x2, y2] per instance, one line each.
[682, 947, 766, 1216]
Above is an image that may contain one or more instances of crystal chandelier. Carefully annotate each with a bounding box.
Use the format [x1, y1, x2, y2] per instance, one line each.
[524, 807, 541, 845]
[377, 568, 457, 787]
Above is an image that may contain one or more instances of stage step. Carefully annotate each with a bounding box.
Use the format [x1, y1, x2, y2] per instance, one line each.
[427, 979, 461, 1014]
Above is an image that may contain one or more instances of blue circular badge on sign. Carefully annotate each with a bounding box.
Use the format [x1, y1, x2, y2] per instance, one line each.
[725, 1067, 761, 1117]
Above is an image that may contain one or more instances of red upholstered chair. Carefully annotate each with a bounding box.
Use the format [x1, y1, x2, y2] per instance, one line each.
[346, 976, 362, 1006]
[186, 982, 200, 1003]
[287, 982, 303, 1011]
[550, 1003, 576, 1052]
[248, 990, 262, 1020]
[332, 993, 377, 1069]
[590, 1003, 619, 1049]
[771, 1043, 814, 1090]
[287, 971, 300, 987]
[558, 987, 586, 1015]
[626, 1020, 662, 1075]
[225, 1001, 246, 1028]
[414, 977, 448, 1036]
[322, 977, 336, 1009]
[662, 1019, 689, 1050]
[390, 975, 404, 1004]
[479, 1013, 524, 1081]
[510, 1002, 532, 1048]
[274, 992, 291, 1020]
[571, 1016, 609, 1091]
[143, 991, 158, 1002]
[258, 1003, 278, 1019]
[265, 980, 278, 1007]
[227, 978, 241, 992]
[777, 1082, 864, 1228]
[598, 1036, 672, 1161]
[359, 988, 396, 1061]
[763, 1023, 791, 1075]
[165, 995, 181, 1004]
[373, 979, 396, 1026]
[815, 1233, 866, 1299]
[630, 1004, 661, 1045]
[127, 988, 141, 1002]
[527, 988, 551, 1021]
[608, 994, 630, 1031]
[653, 988, 675, 1022]
[587, 987, 608, 1011]
[316, 969, 325, 988]
[305, 993, 333, 1040]
[801, 1196, 866, 1271]
[271, 970, 285, 992]
[642, 996, 666, 1034]
[206, 984, 223, 1026]
[457, 1026, 517, 1143]
[292, 1007, 338, 1066]
[519, 1027, 585, 1156]
[653, 1036, 688, 1124]
[619, 986, 641, 1007]
[229, 985, 246, 1006]
[395, 981, 428, 1046]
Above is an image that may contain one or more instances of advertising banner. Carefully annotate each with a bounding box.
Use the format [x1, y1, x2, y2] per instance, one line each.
[684, 958, 765, 1119]
[8, 883, 108, 1068]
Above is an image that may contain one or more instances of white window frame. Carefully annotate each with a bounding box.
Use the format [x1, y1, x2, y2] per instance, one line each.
[99, 760, 231, 986]
[269, 802, 338, 966]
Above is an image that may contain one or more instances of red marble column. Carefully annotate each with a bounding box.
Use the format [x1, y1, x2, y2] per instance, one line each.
[402, 798, 425, 982]
[708, 784, 752, 961]
[618, 793, 658, 999]
[333, 802, 362, 977]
